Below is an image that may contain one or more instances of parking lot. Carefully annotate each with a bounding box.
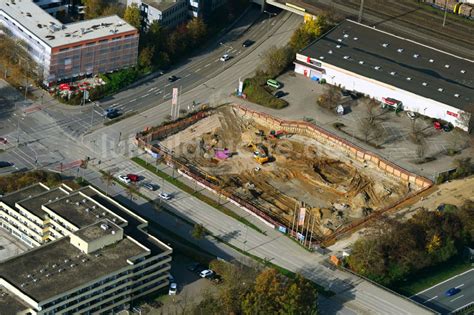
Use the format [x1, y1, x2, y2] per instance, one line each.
[239, 71, 473, 180]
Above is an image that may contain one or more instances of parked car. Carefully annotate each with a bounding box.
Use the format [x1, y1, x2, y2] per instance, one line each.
[434, 121, 453, 132]
[242, 40, 254, 47]
[187, 262, 204, 272]
[406, 111, 418, 120]
[168, 75, 178, 82]
[445, 287, 460, 297]
[341, 89, 351, 97]
[274, 91, 285, 98]
[117, 174, 131, 184]
[0, 137, 7, 144]
[127, 173, 139, 182]
[168, 283, 177, 295]
[199, 269, 214, 278]
[142, 182, 156, 191]
[0, 161, 14, 168]
[220, 54, 231, 62]
[159, 192, 172, 200]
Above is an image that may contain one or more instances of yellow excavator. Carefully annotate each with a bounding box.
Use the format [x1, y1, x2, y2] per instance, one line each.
[247, 142, 269, 164]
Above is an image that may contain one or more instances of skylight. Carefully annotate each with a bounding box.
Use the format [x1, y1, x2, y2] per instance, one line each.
[397, 48, 404, 53]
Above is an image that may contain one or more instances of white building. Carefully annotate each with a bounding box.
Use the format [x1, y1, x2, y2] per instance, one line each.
[0, 184, 172, 314]
[128, 0, 188, 29]
[295, 19, 474, 131]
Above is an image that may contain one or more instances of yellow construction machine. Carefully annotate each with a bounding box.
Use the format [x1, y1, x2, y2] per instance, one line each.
[247, 142, 269, 164]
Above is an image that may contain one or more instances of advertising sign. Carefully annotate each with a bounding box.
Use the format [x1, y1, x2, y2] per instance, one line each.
[298, 207, 306, 226]
[238, 79, 244, 96]
[172, 87, 178, 106]
[278, 226, 287, 234]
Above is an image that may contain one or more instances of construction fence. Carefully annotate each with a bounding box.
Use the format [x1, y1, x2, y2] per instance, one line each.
[135, 105, 433, 247]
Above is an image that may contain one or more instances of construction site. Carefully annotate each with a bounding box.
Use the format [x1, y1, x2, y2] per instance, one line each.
[139, 105, 431, 242]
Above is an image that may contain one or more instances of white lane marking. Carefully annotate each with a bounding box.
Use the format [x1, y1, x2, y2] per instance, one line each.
[452, 301, 474, 313]
[111, 103, 119, 107]
[411, 269, 474, 297]
[450, 295, 464, 303]
[455, 284, 464, 289]
[94, 110, 102, 115]
[155, 91, 162, 95]
[148, 87, 157, 92]
[184, 74, 190, 78]
[204, 63, 211, 68]
[195, 68, 201, 72]
[128, 98, 137, 103]
[165, 83, 171, 87]
[424, 296, 437, 303]
[140, 93, 150, 98]
[163, 93, 170, 98]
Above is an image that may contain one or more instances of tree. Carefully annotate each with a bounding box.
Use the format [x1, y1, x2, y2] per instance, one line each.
[187, 18, 207, 45]
[302, 15, 328, 38]
[124, 3, 141, 29]
[281, 275, 318, 315]
[125, 182, 138, 200]
[191, 223, 206, 239]
[82, 0, 106, 19]
[316, 85, 341, 110]
[100, 170, 114, 195]
[242, 269, 283, 314]
[289, 27, 314, 52]
[101, 5, 125, 17]
[138, 46, 154, 72]
[261, 45, 294, 78]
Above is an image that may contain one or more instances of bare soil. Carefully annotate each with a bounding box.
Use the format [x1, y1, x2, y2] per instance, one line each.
[160, 106, 413, 238]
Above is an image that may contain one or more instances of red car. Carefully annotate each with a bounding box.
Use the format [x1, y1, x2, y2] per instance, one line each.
[127, 174, 140, 182]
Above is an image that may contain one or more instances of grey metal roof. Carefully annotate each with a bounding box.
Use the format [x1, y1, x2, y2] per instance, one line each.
[300, 20, 474, 112]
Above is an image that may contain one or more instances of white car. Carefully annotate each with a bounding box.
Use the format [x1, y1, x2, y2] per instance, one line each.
[220, 54, 230, 62]
[117, 174, 131, 184]
[159, 192, 172, 200]
[199, 269, 214, 278]
[168, 282, 177, 295]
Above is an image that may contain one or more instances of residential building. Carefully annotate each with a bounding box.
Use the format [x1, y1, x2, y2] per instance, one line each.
[0, 0, 139, 85]
[295, 19, 474, 131]
[0, 184, 172, 314]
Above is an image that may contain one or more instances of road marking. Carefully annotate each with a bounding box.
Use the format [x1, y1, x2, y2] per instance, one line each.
[450, 295, 464, 303]
[155, 91, 162, 95]
[148, 87, 157, 92]
[455, 284, 464, 289]
[111, 103, 119, 107]
[141, 93, 150, 98]
[411, 269, 474, 297]
[195, 68, 201, 72]
[424, 296, 437, 303]
[204, 63, 211, 68]
[128, 98, 137, 103]
[94, 110, 102, 116]
[452, 302, 474, 313]
[165, 83, 171, 87]
[163, 93, 170, 98]
[184, 74, 190, 78]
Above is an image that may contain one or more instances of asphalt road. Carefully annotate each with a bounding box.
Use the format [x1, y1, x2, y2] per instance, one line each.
[411, 269, 474, 314]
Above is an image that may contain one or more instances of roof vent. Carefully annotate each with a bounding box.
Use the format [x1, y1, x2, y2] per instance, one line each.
[319, 56, 325, 60]
[359, 60, 364, 64]
[382, 43, 389, 48]
[353, 37, 358, 40]
[438, 88, 443, 92]
[85, 208, 89, 212]
[66, 199, 69, 203]
[343, 56, 350, 60]
[422, 82, 428, 86]
[92, 205, 96, 209]
[429, 59, 434, 63]
[82, 199, 87, 203]
[406, 77, 412, 81]
[328, 50, 333, 54]
[460, 69, 466, 74]
[75, 202, 80, 206]
[454, 94, 460, 98]
[444, 64, 450, 68]
[374, 66, 381, 70]
[100, 223, 109, 230]
[397, 48, 404, 53]
[390, 71, 396, 76]
[343, 34, 349, 38]
[336, 45, 341, 48]
[413, 54, 419, 58]
[337, 38, 343, 42]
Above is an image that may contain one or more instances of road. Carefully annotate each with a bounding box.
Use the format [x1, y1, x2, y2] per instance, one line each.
[0, 6, 435, 314]
[411, 269, 474, 314]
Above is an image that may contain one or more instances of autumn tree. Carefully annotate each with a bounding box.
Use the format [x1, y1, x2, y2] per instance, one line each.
[191, 223, 206, 239]
[124, 3, 141, 29]
[100, 170, 114, 195]
[261, 45, 294, 78]
[138, 46, 154, 72]
[82, 0, 106, 19]
[187, 18, 207, 45]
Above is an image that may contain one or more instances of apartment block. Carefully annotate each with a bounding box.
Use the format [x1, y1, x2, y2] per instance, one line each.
[128, 0, 189, 29]
[0, 184, 172, 314]
[0, 0, 139, 84]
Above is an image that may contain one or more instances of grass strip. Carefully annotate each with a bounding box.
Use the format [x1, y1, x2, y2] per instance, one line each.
[391, 256, 473, 296]
[132, 157, 265, 234]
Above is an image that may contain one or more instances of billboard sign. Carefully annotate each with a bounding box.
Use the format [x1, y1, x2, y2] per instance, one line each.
[238, 79, 244, 96]
[298, 207, 306, 226]
[171, 87, 178, 106]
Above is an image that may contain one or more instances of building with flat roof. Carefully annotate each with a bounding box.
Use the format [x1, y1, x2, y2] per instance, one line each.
[294, 19, 474, 131]
[0, 0, 139, 84]
[128, 0, 188, 29]
[0, 184, 172, 314]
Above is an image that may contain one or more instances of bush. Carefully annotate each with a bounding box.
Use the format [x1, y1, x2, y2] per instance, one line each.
[0, 170, 62, 194]
[243, 78, 288, 109]
[333, 122, 345, 129]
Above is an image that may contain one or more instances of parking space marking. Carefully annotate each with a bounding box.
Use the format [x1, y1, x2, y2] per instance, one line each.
[195, 68, 201, 72]
[455, 284, 464, 289]
[450, 295, 464, 303]
[424, 296, 437, 303]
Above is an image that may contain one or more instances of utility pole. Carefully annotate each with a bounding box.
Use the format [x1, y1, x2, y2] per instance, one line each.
[442, 0, 448, 27]
[358, 0, 365, 23]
